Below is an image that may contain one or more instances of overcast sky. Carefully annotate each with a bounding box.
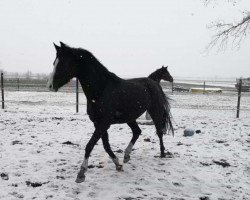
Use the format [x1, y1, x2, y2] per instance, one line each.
[0, 0, 249, 78]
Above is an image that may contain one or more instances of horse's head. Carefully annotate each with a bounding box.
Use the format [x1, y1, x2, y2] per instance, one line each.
[48, 42, 78, 92]
[160, 66, 173, 82]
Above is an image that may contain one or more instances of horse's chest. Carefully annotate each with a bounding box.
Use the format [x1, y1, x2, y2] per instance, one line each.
[87, 101, 107, 122]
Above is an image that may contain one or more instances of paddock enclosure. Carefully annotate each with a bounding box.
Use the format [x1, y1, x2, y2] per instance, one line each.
[0, 83, 249, 200]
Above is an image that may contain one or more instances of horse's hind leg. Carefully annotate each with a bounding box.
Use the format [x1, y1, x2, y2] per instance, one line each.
[147, 109, 166, 158]
[102, 132, 123, 171]
[157, 131, 166, 157]
[124, 121, 141, 163]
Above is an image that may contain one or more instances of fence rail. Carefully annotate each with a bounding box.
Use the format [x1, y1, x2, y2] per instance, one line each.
[3, 76, 79, 93]
[1, 72, 4, 109]
[1, 74, 242, 93]
[1, 72, 249, 117]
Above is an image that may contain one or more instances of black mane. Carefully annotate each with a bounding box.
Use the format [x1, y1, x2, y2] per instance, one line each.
[71, 47, 120, 81]
[69, 47, 121, 101]
[148, 68, 163, 82]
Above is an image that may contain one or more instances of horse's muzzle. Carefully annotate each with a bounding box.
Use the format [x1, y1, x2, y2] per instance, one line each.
[47, 82, 58, 92]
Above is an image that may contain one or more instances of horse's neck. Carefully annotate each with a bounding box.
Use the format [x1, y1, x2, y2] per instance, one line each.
[78, 80, 99, 101]
[148, 72, 161, 83]
[77, 63, 117, 101]
[78, 73, 106, 101]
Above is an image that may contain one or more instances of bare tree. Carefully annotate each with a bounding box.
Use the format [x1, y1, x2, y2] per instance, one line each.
[204, 0, 239, 6]
[25, 70, 32, 79]
[204, 0, 250, 51]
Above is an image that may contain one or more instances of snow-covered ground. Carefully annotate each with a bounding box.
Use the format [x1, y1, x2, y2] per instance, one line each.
[1, 91, 250, 200]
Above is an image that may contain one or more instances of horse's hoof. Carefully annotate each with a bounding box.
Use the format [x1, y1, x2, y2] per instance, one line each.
[160, 154, 166, 158]
[116, 165, 124, 171]
[75, 174, 86, 183]
[160, 151, 173, 158]
[75, 170, 86, 183]
[75, 176, 85, 183]
[123, 155, 130, 163]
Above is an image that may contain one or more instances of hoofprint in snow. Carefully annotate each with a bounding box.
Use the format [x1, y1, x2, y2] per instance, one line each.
[0, 91, 250, 200]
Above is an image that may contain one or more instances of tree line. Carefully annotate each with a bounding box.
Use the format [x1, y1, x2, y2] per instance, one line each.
[0, 70, 49, 80]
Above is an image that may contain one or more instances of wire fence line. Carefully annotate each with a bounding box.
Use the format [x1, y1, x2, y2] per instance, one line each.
[1, 72, 250, 116]
[1, 73, 242, 93]
[2, 76, 78, 93]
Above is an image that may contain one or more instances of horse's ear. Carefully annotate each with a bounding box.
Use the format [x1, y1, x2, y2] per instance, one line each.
[162, 65, 164, 68]
[60, 41, 72, 54]
[60, 41, 68, 49]
[53, 43, 60, 52]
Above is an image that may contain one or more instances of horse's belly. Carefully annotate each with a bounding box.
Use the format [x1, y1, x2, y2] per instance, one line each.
[111, 112, 144, 124]
[111, 103, 147, 124]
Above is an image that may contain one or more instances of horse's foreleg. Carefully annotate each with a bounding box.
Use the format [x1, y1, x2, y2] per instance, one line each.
[76, 124, 108, 183]
[124, 121, 141, 163]
[145, 111, 152, 120]
[102, 132, 123, 171]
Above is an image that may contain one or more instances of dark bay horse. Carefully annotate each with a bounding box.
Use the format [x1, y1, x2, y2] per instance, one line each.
[48, 42, 174, 183]
[148, 66, 173, 83]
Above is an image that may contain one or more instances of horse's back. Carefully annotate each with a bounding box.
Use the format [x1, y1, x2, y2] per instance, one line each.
[127, 77, 164, 99]
[87, 77, 165, 125]
[92, 78, 151, 123]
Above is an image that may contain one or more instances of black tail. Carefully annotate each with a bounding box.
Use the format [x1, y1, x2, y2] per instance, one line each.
[162, 93, 174, 136]
[146, 79, 174, 136]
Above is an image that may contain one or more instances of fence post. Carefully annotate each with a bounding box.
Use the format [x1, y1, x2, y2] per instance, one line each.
[172, 81, 174, 94]
[236, 79, 242, 118]
[1, 72, 4, 109]
[76, 78, 79, 113]
[203, 81, 206, 94]
[17, 78, 20, 91]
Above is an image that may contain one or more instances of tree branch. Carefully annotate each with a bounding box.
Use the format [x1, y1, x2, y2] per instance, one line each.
[204, 0, 239, 6]
[203, 0, 249, 51]
[206, 13, 250, 51]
